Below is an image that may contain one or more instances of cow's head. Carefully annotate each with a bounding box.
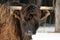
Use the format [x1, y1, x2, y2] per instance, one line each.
[20, 5, 50, 35]
[20, 5, 41, 35]
[9, 3, 50, 36]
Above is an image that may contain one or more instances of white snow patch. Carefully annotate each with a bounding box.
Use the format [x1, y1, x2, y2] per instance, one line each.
[36, 26, 55, 33]
[32, 33, 60, 40]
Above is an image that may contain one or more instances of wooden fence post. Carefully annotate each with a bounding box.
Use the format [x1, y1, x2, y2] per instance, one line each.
[55, 0, 60, 32]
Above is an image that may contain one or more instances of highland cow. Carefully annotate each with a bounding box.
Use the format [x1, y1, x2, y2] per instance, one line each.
[0, 2, 50, 40]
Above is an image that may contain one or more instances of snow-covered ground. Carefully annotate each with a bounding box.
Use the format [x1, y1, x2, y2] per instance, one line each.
[32, 24, 60, 40]
[36, 26, 55, 33]
[36, 24, 55, 33]
[32, 33, 60, 40]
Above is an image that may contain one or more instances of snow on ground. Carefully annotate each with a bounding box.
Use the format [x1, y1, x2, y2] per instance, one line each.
[36, 26, 55, 33]
[36, 24, 55, 33]
[32, 33, 60, 40]
[32, 24, 60, 40]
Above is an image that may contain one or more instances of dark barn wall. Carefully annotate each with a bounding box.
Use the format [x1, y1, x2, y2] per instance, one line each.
[42, 0, 53, 6]
[0, 0, 20, 4]
[0, 0, 8, 4]
[20, 0, 37, 5]
[20, 0, 42, 6]
[20, 0, 29, 4]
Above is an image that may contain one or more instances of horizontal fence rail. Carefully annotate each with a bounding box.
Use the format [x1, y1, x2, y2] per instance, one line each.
[8, 6, 53, 10]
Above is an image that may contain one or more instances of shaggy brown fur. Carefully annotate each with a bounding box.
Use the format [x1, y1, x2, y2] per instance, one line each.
[0, 3, 31, 40]
[0, 4, 21, 40]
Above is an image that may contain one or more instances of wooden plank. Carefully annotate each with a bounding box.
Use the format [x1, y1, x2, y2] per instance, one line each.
[8, 6, 22, 10]
[55, 0, 60, 32]
[40, 6, 53, 10]
[8, 6, 53, 10]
